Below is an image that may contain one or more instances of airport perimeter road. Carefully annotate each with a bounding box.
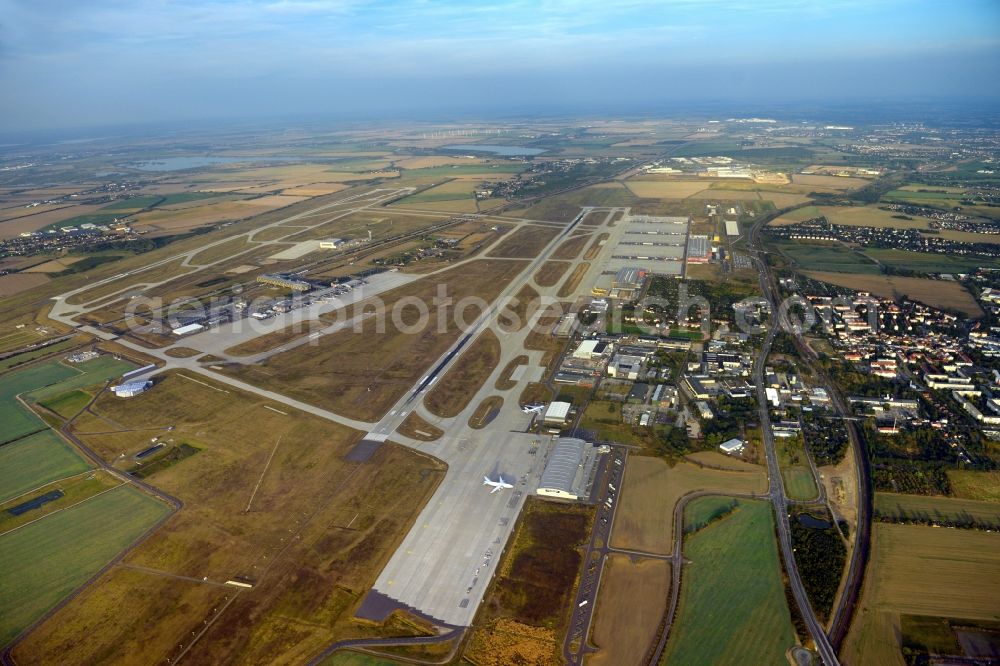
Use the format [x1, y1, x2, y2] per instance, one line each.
[747, 216, 840, 666]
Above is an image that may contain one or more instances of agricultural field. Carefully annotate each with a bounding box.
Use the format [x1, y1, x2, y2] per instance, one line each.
[224, 259, 526, 421]
[0, 484, 171, 646]
[588, 554, 670, 666]
[0, 360, 80, 443]
[611, 456, 767, 555]
[875, 492, 1000, 528]
[423, 329, 500, 418]
[770, 240, 881, 274]
[823, 205, 933, 230]
[14, 370, 446, 664]
[0, 430, 91, 503]
[946, 469, 1000, 502]
[661, 498, 797, 665]
[843, 524, 1000, 666]
[791, 174, 872, 190]
[802, 271, 983, 317]
[862, 248, 1000, 273]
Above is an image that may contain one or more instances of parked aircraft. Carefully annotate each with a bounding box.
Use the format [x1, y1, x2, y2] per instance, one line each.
[483, 475, 514, 493]
[521, 403, 545, 414]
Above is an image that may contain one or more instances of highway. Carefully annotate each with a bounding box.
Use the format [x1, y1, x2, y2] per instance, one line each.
[746, 210, 842, 666]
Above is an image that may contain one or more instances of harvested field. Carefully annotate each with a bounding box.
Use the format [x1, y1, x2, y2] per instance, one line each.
[469, 396, 504, 429]
[589, 554, 670, 666]
[424, 329, 501, 418]
[223, 320, 322, 356]
[496, 355, 529, 391]
[499, 285, 541, 333]
[768, 205, 822, 226]
[611, 456, 766, 555]
[0, 273, 49, 297]
[534, 261, 570, 288]
[224, 259, 526, 421]
[131, 197, 305, 232]
[0, 204, 106, 239]
[689, 189, 761, 201]
[662, 499, 797, 665]
[802, 271, 982, 317]
[757, 191, 813, 208]
[792, 174, 871, 190]
[488, 225, 560, 259]
[623, 180, 710, 199]
[583, 233, 609, 260]
[551, 234, 590, 260]
[22, 257, 86, 273]
[843, 524, 1000, 666]
[824, 205, 931, 230]
[396, 411, 444, 441]
[557, 262, 590, 298]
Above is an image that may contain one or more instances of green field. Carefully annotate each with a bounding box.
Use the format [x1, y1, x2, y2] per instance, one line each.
[862, 248, 1000, 273]
[682, 495, 739, 534]
[946, 469, 1000, 502]
[883, 189, 965, 206]
[39, 390, 91, 418]
[0, 338, 79, 372]
[0, 430, 90, 503]
[875, 492, 1000, 529]
[662, 498, 797, 665]
[0, 484, 170, 646]
[771, 240, 881, 274]
[24, 356, 133, 403]
[777, 437, 819, 501]
[0, 362, 79, 444]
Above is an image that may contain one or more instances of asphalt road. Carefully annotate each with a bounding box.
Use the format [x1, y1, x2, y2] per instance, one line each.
[746, 212, 841, 666]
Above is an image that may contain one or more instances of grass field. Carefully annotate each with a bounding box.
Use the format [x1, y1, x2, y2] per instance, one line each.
[0, 360, 78, 443]
[487, 225, 560, 258]
[37, 389, 91, 419]
[557, 262, 590, 298]
[469, 395, 504, 429]
[495, 355, 529, 391]
[875, 492, 1000, 528]
[0, 430, 91, 503]
[661, 498, 797, 665]
[623, 180, 709, 199]
[225, 259, 526, 421]
[589, 554, 670, 666]
[802, 271, 983, 317]
[583, 233, 609, 260]
[223, 320, 321, 356]
[946, 469, 1000, 502]
[551, 233, 590, 260]
[771, 240, 881, 274]
[0, 470, 119, 535]
[862, 248, 1000, 273]
[534, 261, 571, 287]
[843, 524, 1000, 666]
[396, 411, 444, 441]
[499, 284, 541, 333]
[15, 370, 446, 664]
[0, 484, 171, 646]
[776, 437, 819, 501]
[423, 329, 501, 418]
[611, 456, 766, 555]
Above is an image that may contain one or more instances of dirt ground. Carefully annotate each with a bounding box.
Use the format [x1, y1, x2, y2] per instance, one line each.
[588, 554, 670, 666]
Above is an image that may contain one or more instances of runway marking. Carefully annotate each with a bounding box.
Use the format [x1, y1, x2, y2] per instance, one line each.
[178, 374, 230, 393]
[263, 405, 287, 415]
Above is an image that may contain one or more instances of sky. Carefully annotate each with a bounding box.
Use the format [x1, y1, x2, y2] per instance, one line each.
[1, 0, 998, 131]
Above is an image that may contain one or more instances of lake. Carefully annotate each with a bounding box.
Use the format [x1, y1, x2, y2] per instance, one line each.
[128, 156, 296, 171]
[442, 144, 544, 156]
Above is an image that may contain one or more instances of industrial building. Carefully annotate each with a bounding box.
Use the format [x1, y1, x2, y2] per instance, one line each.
[725, 220, 740, 236]
[112, 380, 152, 398]
[319, 238, 346, 249]
[602, 214, 690, 277]
[686, 235, 711, 264]
[172, 323, 205, 336]
[543, 401, 572, 426]
[719, 438, 745, 454]
[256, 273, 314, 292]
[535, 437, 604, 501]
